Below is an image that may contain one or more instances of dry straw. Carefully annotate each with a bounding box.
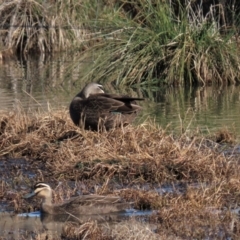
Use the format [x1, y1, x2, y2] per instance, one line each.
[1, 107, 240, 238]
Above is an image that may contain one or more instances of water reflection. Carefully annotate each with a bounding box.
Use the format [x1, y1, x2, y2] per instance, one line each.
[0, 212, 44, 239]
[143, 84, 240, 136]
[0, 209, 153, 239]
[0, 57, 240, 136]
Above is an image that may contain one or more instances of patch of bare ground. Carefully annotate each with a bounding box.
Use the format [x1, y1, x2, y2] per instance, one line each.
[1, 109, 240, 238]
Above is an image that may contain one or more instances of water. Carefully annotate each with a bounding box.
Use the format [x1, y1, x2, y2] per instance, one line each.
[1, 56, 240, 139]
[0, 210, 155, 239]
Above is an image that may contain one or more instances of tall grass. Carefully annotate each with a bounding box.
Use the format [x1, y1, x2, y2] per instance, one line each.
[77, 0, 240, 86]
[1, 0, 240, 85]
[0, 0, 97, 55]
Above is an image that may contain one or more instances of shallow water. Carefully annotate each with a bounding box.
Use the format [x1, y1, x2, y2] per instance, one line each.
[0, 56, 240, 138]
[0, 210, 154, 239]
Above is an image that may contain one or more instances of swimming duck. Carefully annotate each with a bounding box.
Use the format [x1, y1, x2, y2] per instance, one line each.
[24, 182, 132, 215]
[69, 83, 144, 131]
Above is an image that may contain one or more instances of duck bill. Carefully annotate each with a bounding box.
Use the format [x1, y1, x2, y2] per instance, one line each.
[23, 191, 36, 199]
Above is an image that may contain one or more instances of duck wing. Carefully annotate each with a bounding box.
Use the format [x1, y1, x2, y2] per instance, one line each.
[58, 195, 130, 214]
[70, 194, 123, 205]
[89, 93, 144, 102]
[85, 94, 143, 114]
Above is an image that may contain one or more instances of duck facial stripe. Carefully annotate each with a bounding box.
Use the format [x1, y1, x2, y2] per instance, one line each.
[34, 183, 50, 190]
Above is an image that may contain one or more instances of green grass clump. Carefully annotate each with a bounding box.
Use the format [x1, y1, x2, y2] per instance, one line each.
[78, 0, 240, 86]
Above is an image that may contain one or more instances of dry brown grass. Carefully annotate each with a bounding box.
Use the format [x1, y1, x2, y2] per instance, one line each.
[61, 219, 164, 240]
[214, 128, 236, 144]
[0, 109, 238, 185]
[1, 109, 240, 238]
[61, 221, 110, 240]
[60, 213, 240, 239]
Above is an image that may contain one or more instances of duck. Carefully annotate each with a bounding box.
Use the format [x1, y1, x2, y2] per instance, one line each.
[69, 82, 144, 131]
[23, 182, 132, 215]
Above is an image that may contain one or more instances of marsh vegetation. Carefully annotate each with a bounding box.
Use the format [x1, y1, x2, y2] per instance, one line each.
[1, 0, 240, 239]
[0, 109, 240, 239]
[1, 0, 240, 86]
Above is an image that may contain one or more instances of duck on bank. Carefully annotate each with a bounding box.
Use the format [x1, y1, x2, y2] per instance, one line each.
[69, 83, 144, 131]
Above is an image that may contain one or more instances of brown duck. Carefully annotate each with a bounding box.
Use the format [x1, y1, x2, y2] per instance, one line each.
[24, 182, 132, 215]
[69, 83, 144, 130]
